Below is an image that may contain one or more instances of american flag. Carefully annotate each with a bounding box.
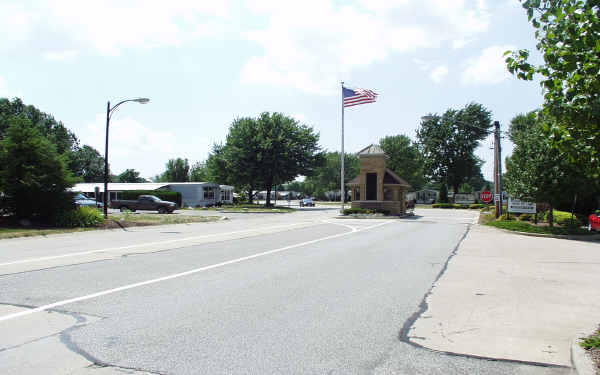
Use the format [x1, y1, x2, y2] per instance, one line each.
[343, 87, 378, 107]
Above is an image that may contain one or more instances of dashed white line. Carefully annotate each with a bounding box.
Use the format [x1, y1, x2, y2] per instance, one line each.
[0, 220, 392, 322]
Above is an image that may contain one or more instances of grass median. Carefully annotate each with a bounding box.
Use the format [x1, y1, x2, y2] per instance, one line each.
[0, 213, 221, 240]
[193, 204, 296, 213]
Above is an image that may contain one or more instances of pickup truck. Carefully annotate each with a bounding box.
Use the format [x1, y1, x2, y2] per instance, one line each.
[110, 195, 176, 214]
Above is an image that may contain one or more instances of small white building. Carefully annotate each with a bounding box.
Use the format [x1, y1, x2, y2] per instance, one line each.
[406, 189, 439, 204]
[73, 182, 234, 207]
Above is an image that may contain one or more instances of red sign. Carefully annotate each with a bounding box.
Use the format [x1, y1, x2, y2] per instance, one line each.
[480, 191, 493, 203]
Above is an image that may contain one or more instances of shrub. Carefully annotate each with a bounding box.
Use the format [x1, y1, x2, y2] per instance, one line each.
[469, 204, 486, 209]
[55, 206, 104, 228]
[518, 213, 532, 221]
[432, 203, 469, 209]
[553, 210, 583, 227]
[119, 190, 182, 207]
[344, 207, 368, 215]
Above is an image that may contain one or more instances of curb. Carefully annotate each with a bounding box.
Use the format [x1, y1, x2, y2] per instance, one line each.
[493, 227, 600, 241]
[572, 339, 597, 375]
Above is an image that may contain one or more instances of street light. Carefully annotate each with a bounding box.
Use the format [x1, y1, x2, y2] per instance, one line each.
[104, 98, 150, 218]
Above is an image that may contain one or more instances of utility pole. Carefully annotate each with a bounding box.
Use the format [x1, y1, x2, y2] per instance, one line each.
[494, 121, 503, 218]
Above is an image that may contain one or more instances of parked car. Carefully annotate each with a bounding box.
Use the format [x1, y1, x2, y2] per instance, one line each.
[74, 193, 103, 208]
[588, 211, 600, 231]
[110, 195, 176, 214]
[299, 198, 315, 207]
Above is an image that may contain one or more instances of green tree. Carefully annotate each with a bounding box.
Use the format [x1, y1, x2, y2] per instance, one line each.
[164, 158, 190, 182]
[253, 112, 324, 205]
[379, 135, 426, 190]
[69, 145, 105, 182]
[416, 103, 492, 196]
[304, 152, 359, 201]
[190, 162, 209, 182]
[218, 114, 323, 205]
[0, 117, 75, 220]
[0, 98, 78, 154]
[506, 0, 600, 180]
[118, 169, 145, 183]
[504, 112, 593, 225]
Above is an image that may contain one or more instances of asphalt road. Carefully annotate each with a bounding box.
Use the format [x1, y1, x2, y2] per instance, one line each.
[0, 209, 568, 374]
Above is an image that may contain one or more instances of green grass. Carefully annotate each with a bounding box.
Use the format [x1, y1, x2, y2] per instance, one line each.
[0, 227, 96, 239]
[0, 214, 221, 239]
[486, 220, 591, 235]
[111, 213, 221, 224]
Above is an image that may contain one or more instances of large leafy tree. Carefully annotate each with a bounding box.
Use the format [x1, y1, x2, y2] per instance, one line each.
[0, 98, 78, 154]
[304, 152, 359, 201]
[416, 103, 492, 195]
[219, 113, 323, 205]
[0, 117, 75, 220]
[379, 135, 426, 190]
[164, 158, 190, 182]
[118, 168, 145, 183]
[69, 145, 105, 182]
[504, 112, 595, 224]
[253, 112, 324, 205]
[189, 162, 209, 182]
[505, 0, 600, 180]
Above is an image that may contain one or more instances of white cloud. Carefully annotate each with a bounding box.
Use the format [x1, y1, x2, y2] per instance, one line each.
[241, 0, 490, 94]
[461, 45, 514, 85]
[429, 65, 449, 83]
[82, 114, 176, 177]
[43, 50, 79, 61]
[0, 0, 231, 57]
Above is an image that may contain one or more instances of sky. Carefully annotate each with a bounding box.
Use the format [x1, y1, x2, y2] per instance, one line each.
[0, 0, 544, 182]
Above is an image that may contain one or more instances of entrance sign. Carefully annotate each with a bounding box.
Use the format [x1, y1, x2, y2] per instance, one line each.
[480, 191, 493, 203]
[455, 193, 475, 204]
[508, 198, 536, 214]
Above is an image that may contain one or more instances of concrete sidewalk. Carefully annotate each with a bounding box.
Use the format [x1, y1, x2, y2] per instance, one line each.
[408, 224, 600, 367]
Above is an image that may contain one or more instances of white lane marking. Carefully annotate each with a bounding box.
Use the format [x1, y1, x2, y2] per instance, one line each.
[0, 221, 317, 267]
[0, 220, 392, 322]
[320, 219, 358, 231]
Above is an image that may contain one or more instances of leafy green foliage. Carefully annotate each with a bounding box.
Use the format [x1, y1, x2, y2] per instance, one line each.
[303, 151, 358, 200]
[118, 169, 145, 183]
[416, 103, 492, 194]
[379, 135, 425, 190]
[580, 329, 600, 350]
[68, 145, 105, 182]
[55, 206, 104, 228]
[504, 112, 595, 220]
[219, 113, 323, 205]
[506, 0, 600, 181]
[343, 207, 390, 215]
[486, 219, 589, 235]
[164, 158, 190, 182]
[0, 117, 76, 219]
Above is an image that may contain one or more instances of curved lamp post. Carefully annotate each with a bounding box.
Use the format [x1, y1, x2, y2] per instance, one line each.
[104, 98, 150, 218]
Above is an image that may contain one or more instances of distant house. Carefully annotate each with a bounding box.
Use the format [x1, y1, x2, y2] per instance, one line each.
[406, 189, 439, 204]
[72, 182, 234, 207]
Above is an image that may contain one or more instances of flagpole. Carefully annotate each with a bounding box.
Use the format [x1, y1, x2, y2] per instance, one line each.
[340, 81, 345, 214]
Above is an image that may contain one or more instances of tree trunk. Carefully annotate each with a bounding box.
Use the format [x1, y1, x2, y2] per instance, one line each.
[265, 186, 272, 207]
[248, 185, 254, 204]
[548, 203, 554, 227]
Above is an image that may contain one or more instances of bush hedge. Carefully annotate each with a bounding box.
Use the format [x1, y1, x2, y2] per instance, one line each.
[343, 207, 391, 215]
[432, 203, 470, 209]
[55, 206, 104, 228]
[119, 190, 182, 207]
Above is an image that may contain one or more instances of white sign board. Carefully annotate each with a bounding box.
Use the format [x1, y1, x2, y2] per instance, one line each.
[494, 194, 501, 202]
[508, 198, 536, 214]
[454, 193, 475, 204]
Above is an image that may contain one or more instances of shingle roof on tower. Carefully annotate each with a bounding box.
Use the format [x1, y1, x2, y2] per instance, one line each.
[357, 144, 385, 155]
